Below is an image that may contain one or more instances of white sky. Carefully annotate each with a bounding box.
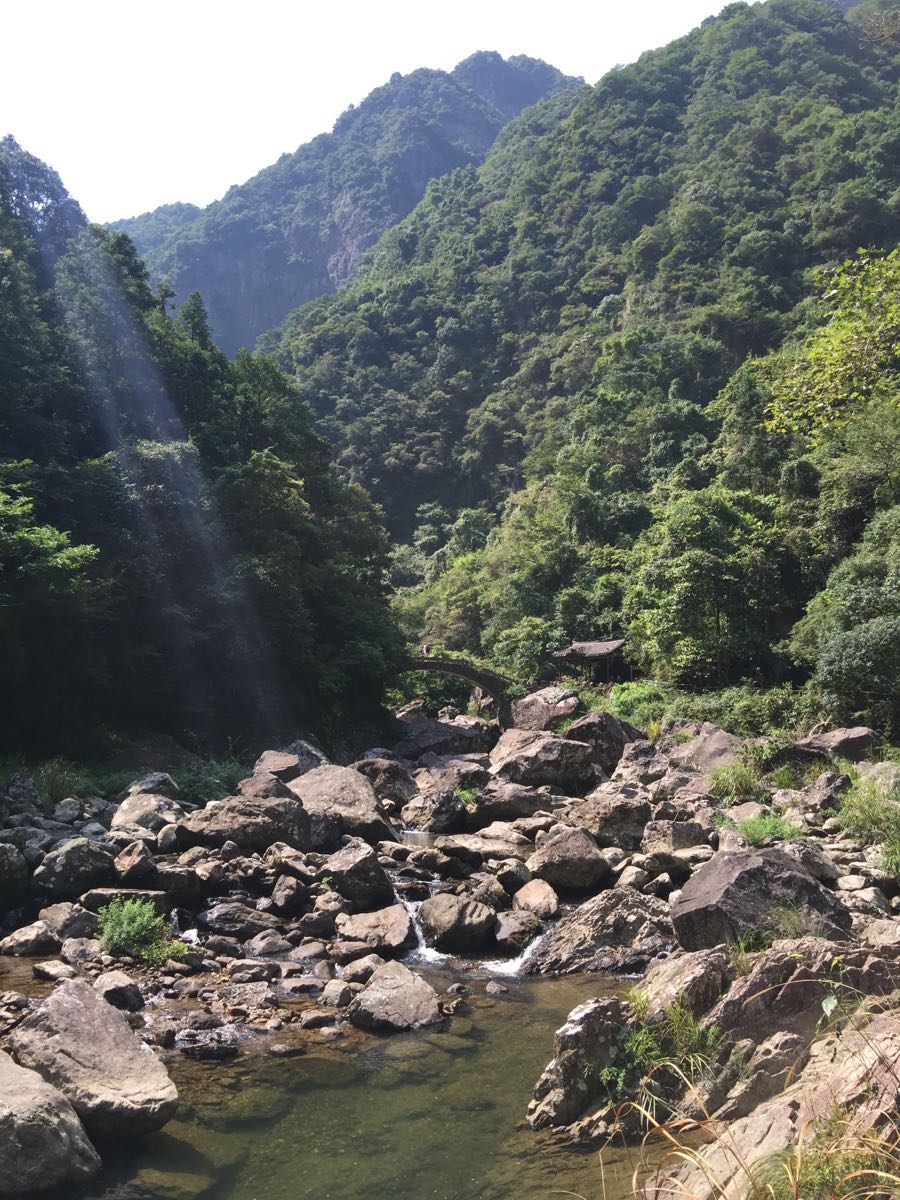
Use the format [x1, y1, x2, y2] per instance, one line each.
[2, 0, 733, 223]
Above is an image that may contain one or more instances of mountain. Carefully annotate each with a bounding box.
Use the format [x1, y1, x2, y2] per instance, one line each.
[111, 53, 582, 355]
[267, 0, 900, 734]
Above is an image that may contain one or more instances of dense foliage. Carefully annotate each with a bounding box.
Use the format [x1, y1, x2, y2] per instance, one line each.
[112, 54, 580, 355]
[270, 0, 899, 734]
[0, 136, 401, 756]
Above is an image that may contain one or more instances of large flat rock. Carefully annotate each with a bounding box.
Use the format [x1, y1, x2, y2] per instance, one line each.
[8, 978, 178, 1137]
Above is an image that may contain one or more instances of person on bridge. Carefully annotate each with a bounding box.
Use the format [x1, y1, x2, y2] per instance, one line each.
[420, 641, 431, 658]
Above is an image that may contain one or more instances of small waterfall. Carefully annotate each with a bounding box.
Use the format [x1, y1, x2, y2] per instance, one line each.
[479, 931, 545, 977]
[398, 895, 450, 965]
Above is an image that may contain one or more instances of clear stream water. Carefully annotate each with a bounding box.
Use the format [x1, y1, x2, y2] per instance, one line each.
[3, 956, 639, 1200]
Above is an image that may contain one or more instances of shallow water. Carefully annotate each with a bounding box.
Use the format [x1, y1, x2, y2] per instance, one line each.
[51, 966, 636, 1200]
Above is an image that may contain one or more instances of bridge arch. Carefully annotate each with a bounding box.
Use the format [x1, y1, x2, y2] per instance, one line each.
[399, 656, 517, 728]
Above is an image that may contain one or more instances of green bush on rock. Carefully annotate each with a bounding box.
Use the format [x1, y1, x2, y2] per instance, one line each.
[97, 898, 185, 967]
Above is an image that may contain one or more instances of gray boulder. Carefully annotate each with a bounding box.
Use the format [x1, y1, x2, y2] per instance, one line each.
[39, 902, 99, 939]
[419, 891, 496, 951]
[32, 838, 115, 900]
[8, 979, 178, 1136]
[110, 792, 184, 836]
[175, 795, 309, 851]
[513, 878, 560, 920]
[0, 920, 60, 956]
[289, 766, 397, 847]
[401, 788, 467, 833]
[489, 729, 595, 790]
[528, 997, 626, 1129]
[526, 827, 609, 891]
[564, 712, 646, 775]
[566, 785, 652, 850]
[334, 905, 417, 957]
[0, 1051, 100, 1193]
[523, 887, 674, 975]
[348, 961, 443, 1032]
[94, 970, 144, 1012]
[201, 901, 283, 941]
[669, 723, 739, 773]
[512, 686, 580, 732]
[466, 780, 547, 829]
[393, 716, 496, 760]
[323, 837, 394, 910]
[670, 849, 853, 951]
[494, 908, 541, 952]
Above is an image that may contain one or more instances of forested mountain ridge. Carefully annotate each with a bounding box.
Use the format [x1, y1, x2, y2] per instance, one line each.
[0, 135, 401, 755]
[110, 53, 582, 355]
[269, 0, 900, 735]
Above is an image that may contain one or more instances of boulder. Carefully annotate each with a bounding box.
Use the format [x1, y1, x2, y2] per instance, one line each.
[114, 840, 158, 884]
[609, 740, 671, 786]
[110, 792, 184, 836]
[334, 905, 417, 957]
[526, 827, 609, 891]
[401, 789, 467, 833]
[640, 949, 734, 1019]
[8, 979, 178, 1136]
[465, 780, 547, 829]
[527, 997, 626, 1129]
[348, 961, 443, 1032]
[494, 908, 541, 952]
[350, 757, 418, 805]
[489, 729, 595, 790]
[0, 920, 60, 956]
[393, 717, 496, 760]
[175, 795, 309, 851]
[564, 712, 646, 775]
[289, 766, 397, 847]
[668, 723, 740, 773]
[94, 970, 144, 1012]
[419, 892, 496, 951]
[649, 1009, 900, 1199]
[0, 842, 28, 903]
[32, 838, 115, 900]
[566, 785, 652, 850]
[512, 686, 580, 732]
[790, 726, 876, 763]
[670, 849, 853, 951]
[117, 773, 179, 802]
[435, 827, 534, 865]
[201, 901, 283, 942]
[253, 743, 328, 783]
[523, 887, 674, 975]
[513, 878, 560, 920]
[857, 760, 900, 792]
[0, 1051, 100, 1193]
[324, 837, 394, 910]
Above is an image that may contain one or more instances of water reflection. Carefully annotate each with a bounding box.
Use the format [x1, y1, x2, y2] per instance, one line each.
[69, 972, 635, 1200]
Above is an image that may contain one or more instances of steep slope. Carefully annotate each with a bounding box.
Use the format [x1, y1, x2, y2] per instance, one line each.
[272, 0, 898, 538]
[0, 135, 400, 755]
[111, 53, 581, 355]
[268, 0, 899, 727]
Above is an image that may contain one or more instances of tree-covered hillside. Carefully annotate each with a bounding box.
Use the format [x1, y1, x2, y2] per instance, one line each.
[111, 54, 582, 356]
[270, 0, 900, 734]
[0, 136, 401, 756]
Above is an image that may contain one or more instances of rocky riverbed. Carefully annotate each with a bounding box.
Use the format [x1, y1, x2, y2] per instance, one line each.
[1, 692, 899, 1197]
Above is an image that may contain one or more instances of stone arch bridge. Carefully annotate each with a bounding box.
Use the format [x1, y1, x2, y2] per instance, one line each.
[399, 656, 520, 728]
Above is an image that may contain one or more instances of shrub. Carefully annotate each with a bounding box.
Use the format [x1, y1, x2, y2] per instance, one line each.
[839, 779, 900, 873]
[708, 762, 767, 804]
[455, 785, 480, 808]
[608, 680, 673, 729]
[97, 898, 185, 966]
[734, 813, 804, 846]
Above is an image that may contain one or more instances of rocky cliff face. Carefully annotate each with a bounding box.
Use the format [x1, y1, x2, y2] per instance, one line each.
[111, 53, 581, 355]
